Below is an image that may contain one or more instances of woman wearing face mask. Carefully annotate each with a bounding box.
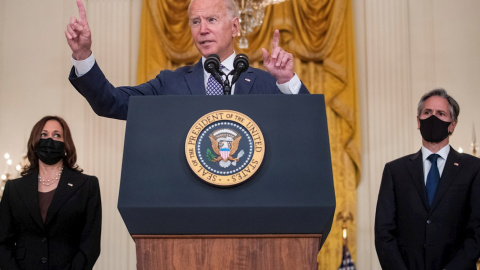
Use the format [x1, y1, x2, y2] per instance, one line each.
[0, 116, 101, 270]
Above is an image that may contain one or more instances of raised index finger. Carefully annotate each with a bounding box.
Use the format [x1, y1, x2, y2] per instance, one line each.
[271, 30, 280, 50]
[76, 0, 87, 22]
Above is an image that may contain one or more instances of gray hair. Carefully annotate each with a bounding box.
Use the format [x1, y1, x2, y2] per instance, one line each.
[188, 0, 239, 20]
[417, 88, 460, 121]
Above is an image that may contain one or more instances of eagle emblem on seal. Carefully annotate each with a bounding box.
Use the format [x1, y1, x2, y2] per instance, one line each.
[208, 128, 244, 168]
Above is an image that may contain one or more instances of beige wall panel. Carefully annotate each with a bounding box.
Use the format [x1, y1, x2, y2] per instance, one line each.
[356, 0, 480, 269]
[79, 0, 139, 269]
[0, 0, 141, 269]
[355, 1, 413, 269]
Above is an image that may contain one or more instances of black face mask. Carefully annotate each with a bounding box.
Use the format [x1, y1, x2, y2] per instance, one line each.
[419, 115, 452, 143]
[35, 138, 65, 165]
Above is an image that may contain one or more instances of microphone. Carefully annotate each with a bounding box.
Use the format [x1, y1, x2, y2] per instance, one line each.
[204, 54, 224, 86]
[230, 53, 249, 86]
[204, 54, 221, 74]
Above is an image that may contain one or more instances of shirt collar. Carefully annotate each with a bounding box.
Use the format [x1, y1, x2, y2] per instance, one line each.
[421, 144, 451, 161]
[201, 52, 236, 75]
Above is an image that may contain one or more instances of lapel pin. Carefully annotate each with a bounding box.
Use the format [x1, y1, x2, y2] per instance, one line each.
[454, 163, 459, 166]
[245, 78, 251, 82]
[68, 183, 73, 186]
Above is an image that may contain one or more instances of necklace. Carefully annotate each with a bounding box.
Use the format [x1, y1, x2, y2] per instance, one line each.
[38, 167, 63, 186]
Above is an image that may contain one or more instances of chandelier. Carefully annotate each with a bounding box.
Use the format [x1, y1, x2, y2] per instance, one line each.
[235, 0, 288, 49]
[0, 152, 26, 200]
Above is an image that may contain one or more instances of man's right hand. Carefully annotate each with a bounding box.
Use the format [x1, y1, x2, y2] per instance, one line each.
[65, 0, 92, 60]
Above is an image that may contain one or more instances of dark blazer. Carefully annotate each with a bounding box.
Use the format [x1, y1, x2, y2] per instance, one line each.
[69, 60, 310, 120]
[375, 147, 480, 270]
[0, 168, 101, 270]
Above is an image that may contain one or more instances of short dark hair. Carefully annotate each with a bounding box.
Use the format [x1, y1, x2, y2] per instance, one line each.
[22, 116, 82, 175]
[417, 88, 460, 122]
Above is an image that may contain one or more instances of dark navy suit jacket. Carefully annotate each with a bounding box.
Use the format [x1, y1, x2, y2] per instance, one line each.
[375, 148, 480, 270]
[69, 60, 310, 120]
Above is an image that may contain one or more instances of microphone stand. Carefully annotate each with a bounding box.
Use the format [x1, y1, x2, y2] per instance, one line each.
[222, 75, 231, 95]
[222, 54, 249, 95]
[205, 53, 249, 96]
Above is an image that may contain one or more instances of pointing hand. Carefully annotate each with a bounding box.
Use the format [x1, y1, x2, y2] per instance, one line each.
[262, 30, 295, 84]
[65, 0, 92, 60]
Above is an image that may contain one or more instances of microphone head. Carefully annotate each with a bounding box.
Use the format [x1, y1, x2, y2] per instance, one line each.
[234, 53, 249, 73]
[204, 54, 221, 74]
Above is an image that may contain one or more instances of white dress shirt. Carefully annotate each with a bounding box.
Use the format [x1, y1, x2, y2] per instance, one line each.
[421, 144, 450, 185]
[72, 52, 301, 95]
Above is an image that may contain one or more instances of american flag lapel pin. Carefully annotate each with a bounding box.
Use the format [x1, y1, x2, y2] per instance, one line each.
[245, 78, 251, 82]
[68, 183, 73, 186]
[454, 163, 459, 166]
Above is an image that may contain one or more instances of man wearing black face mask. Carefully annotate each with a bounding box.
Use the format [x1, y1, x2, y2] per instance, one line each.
[375, 89, 480, 270]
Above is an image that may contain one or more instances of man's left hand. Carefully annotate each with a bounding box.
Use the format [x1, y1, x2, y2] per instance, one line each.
[262, 30, 295, 84]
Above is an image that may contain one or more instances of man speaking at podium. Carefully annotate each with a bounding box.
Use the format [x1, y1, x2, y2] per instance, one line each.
[65, 0, 310, 120]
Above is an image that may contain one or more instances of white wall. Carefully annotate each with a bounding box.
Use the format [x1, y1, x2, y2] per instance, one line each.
[355, 0, 480, 269]
[1, 0, 479, 269]
[0, 0, 141, 269]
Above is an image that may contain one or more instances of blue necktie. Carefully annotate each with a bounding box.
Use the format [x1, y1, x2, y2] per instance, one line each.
[206, 65, 225, 95]
[426, 154, 440, 206]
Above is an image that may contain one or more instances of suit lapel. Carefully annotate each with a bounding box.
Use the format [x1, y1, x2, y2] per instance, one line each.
[407, 150, 430, 210]
[16, 172, 45, 230]
[430, 148, 462, 211]
[185, 60, 207, 95]
[45, 168, 86, 225]
[233, 68, 256, 95]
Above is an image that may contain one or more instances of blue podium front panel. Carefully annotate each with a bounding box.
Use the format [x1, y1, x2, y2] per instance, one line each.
[118, 95, 335, 242]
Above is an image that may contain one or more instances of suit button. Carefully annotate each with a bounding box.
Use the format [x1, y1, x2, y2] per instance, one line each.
[42, 237, 47, 243]
[42, 257, 47, 263]
[426, 220, 432, 224]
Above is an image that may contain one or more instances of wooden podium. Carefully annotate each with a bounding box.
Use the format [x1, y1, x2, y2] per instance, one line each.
[134, 234, 321, 270]
[118, 95, 335, 269]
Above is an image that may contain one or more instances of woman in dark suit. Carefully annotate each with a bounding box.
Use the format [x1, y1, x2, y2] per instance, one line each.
[0, 116, 101, 269]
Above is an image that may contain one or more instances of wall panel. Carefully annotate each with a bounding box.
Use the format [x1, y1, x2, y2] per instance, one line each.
[81, 0, 138, 269]
[356, 1, 414, 269]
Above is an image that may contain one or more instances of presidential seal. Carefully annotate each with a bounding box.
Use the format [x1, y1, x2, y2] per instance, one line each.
[185, 110, 265, 187]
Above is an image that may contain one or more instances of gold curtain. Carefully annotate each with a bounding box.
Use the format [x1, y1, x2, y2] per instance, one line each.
[137, 0, 361, 269]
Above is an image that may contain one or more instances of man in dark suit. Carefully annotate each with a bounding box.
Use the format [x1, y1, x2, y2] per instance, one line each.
[375, 89, 480, 269]
[65, 0, 309, 120]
